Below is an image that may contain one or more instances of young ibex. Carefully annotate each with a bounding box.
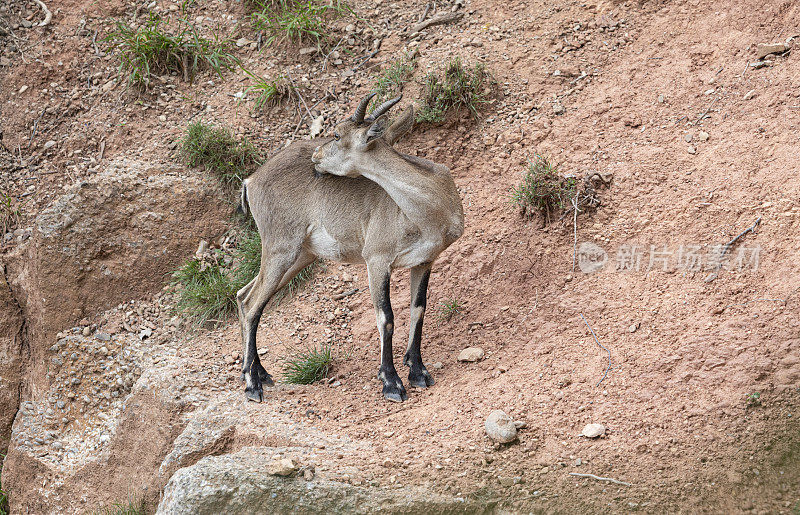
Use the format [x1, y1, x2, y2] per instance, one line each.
[237, 93, 464, 402]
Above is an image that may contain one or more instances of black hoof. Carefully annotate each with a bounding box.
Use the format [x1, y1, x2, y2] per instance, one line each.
[409, 367, 435, 388]
[245, 386, 263, 403]
[382, 384, 408, 403]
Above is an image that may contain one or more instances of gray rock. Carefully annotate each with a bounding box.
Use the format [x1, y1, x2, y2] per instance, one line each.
[157, 449, 491, 514]
[485, 410, 517, 443]
[581, 423, 606, 438]
[266, 458, 298, 477]
[756, 42, 789, 59]
[457, 347, 484, 362]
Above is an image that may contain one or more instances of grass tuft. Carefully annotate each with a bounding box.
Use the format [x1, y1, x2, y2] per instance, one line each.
[243, 69, 294, 112]
[250, 0, 352, 49]
[509, 154, 576, 221]
[746, 391, 762, 408]
[92, 494, 146, 515]
[438, 297, 465, 322]
[179, 122, 262, 186]
[105, 13, 238, 88]
[370, 52, 417, 107]
[281, 344, 334, 384]
[0, 453, 7, 515]
[171, 258, 239, 325]
[417, 57, 492, 123]
[1, 191, 23, 236]
[170, 227, 319, 326]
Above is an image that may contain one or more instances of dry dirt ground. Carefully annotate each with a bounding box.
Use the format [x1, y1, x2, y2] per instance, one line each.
[2, 0, 800, 513]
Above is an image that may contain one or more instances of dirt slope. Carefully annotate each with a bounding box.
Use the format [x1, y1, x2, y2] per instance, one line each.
[1, 0, 799, 513]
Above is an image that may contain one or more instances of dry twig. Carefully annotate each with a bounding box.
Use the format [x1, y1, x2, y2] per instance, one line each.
[409, 12, 463, 35]
[569, 472, 631, 486]
[579, 313, 611, 387]
[705, 216, 761, 282]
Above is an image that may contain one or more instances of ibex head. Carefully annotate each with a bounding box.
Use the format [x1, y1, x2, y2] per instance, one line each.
[312, 93, 411, 178]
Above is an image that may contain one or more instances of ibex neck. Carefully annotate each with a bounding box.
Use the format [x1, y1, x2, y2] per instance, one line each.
[358, 149, 463, 238]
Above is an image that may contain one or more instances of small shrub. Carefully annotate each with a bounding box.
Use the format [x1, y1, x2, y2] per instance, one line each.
[243, 69, 293, 112]
[746, 392, 762, 407]
[510, 154, 576, 221]
[417, 58, 492, 123]
[105, 13, 238, 88]
[281, 343, 334, 384]
[371, 53, 416, 107]
[438, 297, 465, 322]
[179, 122, 262, 186]
[250, 0, 352, 48]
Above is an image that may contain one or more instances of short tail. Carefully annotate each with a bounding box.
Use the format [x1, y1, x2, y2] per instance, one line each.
[237, 180, 249, 217]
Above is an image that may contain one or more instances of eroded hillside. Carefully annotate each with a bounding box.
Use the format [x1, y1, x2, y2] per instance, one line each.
[1, 0, 799, 513]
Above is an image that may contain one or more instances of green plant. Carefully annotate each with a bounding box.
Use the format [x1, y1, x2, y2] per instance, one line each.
[417, 58, 492, 123]
[105, 13, 238, 88]
[171, 258, 239, 325]
[1, 191, 23, 235]
[509, 154, 576, 221]
[243, 69, 293, 111]
[93, 494, 146, 515]
[250, 0, 352, 48]
[179, 122, 262, 186]
[0, 453, 7, 515]
[371, 53, 416, 106]
[170, 228, 319, 325]
[746, 391, 762, 407]
[438, 297, 465, 322]
[281, 343, 334, 384]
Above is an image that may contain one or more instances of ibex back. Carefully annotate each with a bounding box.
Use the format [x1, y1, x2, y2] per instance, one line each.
[237, 94, 464, 403]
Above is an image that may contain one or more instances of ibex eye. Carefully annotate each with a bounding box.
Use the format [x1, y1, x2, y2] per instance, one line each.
[334, 133, 340, 141]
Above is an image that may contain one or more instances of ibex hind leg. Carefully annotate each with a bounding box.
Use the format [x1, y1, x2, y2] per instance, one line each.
[237, 246, 313, 402]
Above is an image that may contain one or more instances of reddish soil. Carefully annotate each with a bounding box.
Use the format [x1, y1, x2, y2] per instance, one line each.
[2, 0, 799, 512]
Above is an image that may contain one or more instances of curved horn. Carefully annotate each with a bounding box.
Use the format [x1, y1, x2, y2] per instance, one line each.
[365, 94, 403, 123]
[350, 92, 377, 124]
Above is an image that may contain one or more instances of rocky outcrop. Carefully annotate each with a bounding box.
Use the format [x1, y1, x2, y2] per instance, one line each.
[158, 449, 490, 515]
[26, 157, 229, 346]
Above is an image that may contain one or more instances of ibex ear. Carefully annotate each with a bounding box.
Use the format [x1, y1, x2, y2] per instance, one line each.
[365, 115, 390, 144]
[384, 106, 414, 146]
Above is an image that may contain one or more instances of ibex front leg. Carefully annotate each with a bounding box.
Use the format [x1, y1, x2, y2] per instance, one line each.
[404, 263, 435, 388]
[367, 260, 407, 402]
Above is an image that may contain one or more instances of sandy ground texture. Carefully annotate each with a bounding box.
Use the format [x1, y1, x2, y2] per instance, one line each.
[1, 0, 799, 512]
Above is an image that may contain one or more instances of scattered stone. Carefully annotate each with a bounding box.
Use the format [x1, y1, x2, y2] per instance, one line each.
[657, 94, 665, 103]
[299, 47, 317, 56]
[82, 326, 91, 336]
[266, 458, 298, 477]
[581, 423, 606, 438]
[485, 410, 517, 443]
[43, 140, 56, 149]
[235, 37, 251, 48]
[574, 458, 582, 466]
[629, 323, 639, 333]
[498, 476, 522, 487]
[697, 131, 709, 142]
[552, 103, 565, 115]
[19, 85, 28, 94]
[303, 468, 314, 480]
[683, 133, 693, 143]
[139, 327, 153, 340]
[96, 333, 111, 342]
[687, 146, 696, 154]
[756, 42, 789, 59]
[458, 347, 484, 362]
[432, 362, 443, 370]
[743, 89, 757, 100]
[513, 420, 527, 429]
[750, 60, 770, 69]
